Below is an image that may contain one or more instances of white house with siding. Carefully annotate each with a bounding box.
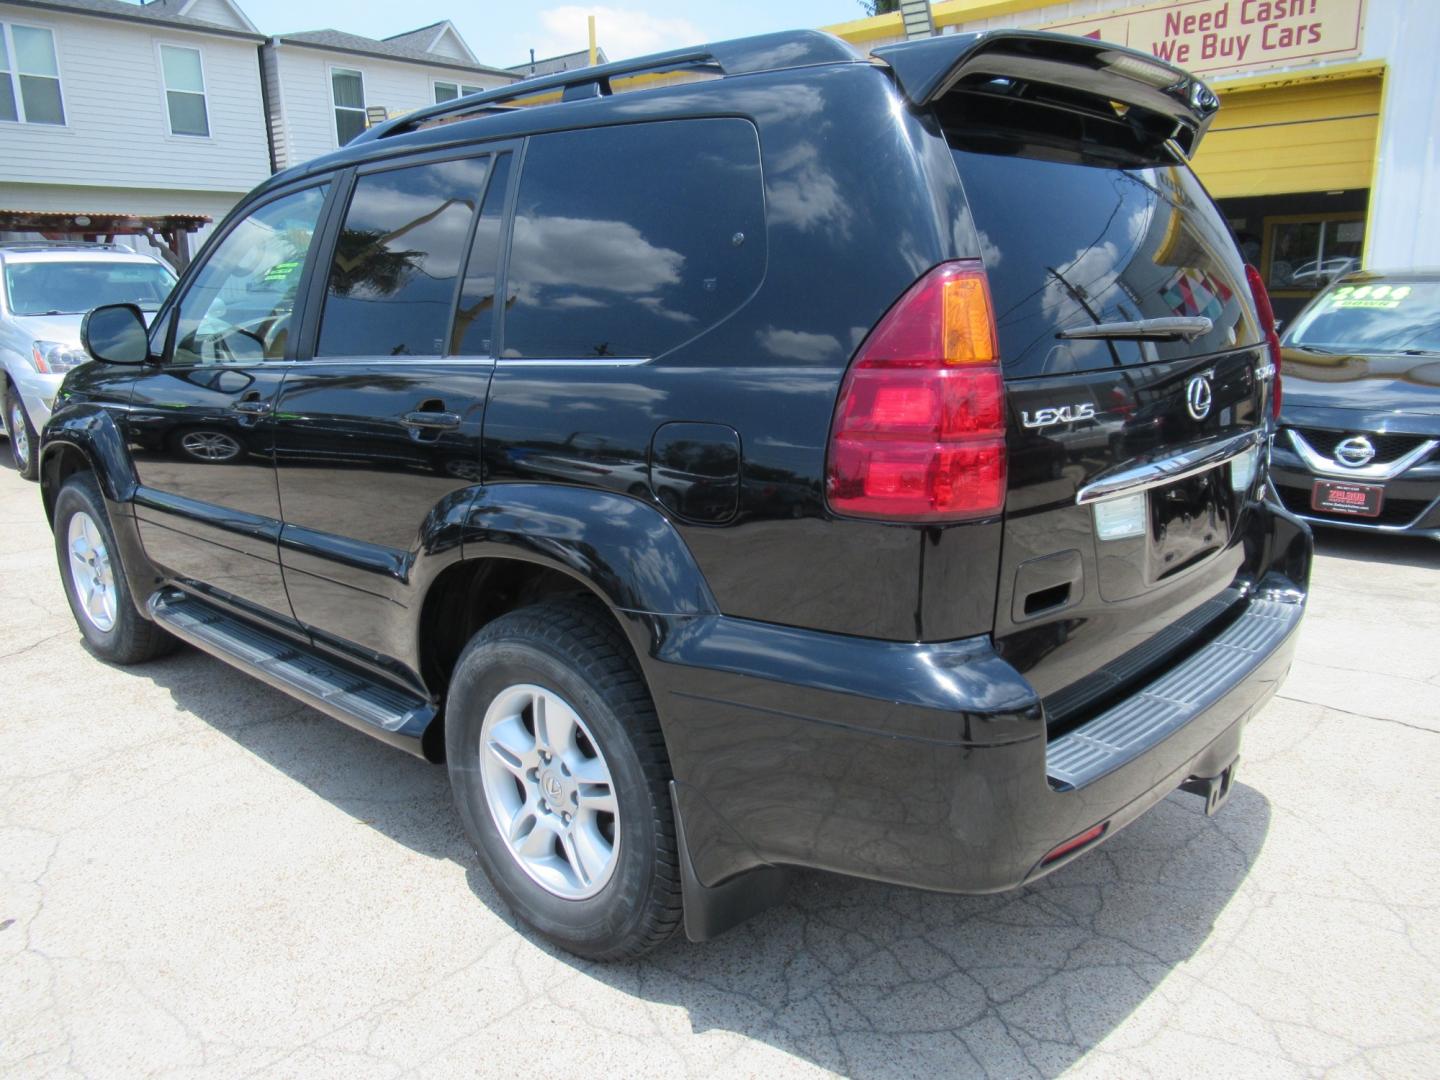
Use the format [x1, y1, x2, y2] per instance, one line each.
[260, 21, 518, 173]
[0, 0, 271, 261]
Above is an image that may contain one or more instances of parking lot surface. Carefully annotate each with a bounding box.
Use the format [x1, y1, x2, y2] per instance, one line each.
[2, 456, 1438, 1079]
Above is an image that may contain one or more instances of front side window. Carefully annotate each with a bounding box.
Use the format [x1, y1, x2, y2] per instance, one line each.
[316, 157, 489, 357]
[502, 119, 766, 359]
[171, 185, 328, 366]
[160, 44, 208, 137]
[4, 261, 175, 316]
[331, 67, 366, 146]
[0, 22, 65, 125]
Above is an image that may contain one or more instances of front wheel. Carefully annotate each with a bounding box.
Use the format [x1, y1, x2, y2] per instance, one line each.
[445, 599, 682, 960]
[53, 473, 176, 664]
[5, 382, 39, 481]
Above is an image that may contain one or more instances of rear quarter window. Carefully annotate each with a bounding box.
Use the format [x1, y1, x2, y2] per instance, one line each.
[501, 119, 766, 360]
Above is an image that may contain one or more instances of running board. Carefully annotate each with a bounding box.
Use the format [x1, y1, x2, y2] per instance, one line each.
[148, 589, 436, 759]
[1046, 590, 1304, 790]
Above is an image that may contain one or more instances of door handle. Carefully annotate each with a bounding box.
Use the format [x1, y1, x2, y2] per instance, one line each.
[232, 399, 273, 416]
[400, 410, 462, 430]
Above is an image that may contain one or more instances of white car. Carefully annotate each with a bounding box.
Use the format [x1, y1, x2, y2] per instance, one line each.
[1, 243, 176, 479]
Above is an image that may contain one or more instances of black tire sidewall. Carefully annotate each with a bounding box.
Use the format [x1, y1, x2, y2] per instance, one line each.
[447, 634, 664, 956]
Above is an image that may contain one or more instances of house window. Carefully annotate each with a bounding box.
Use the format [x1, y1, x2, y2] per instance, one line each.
[331, 67, 366, 145]
[0, 22, 65, 125]
[434, 81, 485, 103]
[160, 44, 209, 136]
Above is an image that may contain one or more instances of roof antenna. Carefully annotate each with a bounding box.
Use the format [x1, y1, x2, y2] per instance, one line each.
[529, 48, 535, 75]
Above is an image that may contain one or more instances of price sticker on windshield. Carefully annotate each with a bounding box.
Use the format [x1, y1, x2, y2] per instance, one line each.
[1329, 284, 1412, 310]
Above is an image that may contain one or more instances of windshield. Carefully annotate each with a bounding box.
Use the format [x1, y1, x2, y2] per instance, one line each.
[3, 260, 176, 316]
[1286, 281, 1440, 354]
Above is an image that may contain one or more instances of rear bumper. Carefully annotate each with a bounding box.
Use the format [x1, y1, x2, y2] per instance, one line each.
[647, 504, 1311, 900]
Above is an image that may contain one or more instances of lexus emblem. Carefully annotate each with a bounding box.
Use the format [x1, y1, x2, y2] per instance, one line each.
[1185, 374, 1213, 421]
[1334, 435, 1376, 468]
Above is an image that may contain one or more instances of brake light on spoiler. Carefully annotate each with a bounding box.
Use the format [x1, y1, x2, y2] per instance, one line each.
[826, 261, 1007, 522]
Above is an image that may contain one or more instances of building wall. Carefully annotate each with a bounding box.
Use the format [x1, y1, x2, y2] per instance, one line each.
[0, 6, 270, 196]
[1358, 0, 1440, 270]
[268, 44, 511, 170]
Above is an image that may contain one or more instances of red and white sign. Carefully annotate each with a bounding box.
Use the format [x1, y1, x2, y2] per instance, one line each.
[1044, 0, 1367, 78]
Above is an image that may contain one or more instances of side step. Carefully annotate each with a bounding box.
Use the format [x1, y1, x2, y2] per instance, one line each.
[1046, 593, 1303, 790]
[148, 589, 436, 758]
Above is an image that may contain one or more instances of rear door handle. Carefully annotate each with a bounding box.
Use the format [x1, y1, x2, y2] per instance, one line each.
[400, 410, 462, 430]
[232, 399, 273, 416]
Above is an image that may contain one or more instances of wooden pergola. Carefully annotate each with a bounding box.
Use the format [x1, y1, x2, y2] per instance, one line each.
[0, 210, 212, 270]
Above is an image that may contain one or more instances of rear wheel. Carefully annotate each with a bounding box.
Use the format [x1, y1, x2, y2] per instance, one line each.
[5, 382, 38, 481]
[445, 598, 682, 960]
[53, 473, 176, 664]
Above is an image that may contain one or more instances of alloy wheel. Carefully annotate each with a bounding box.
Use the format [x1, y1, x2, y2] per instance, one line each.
[479, 683, 620, 900]
[9, 401, 29, 469]
[67, 511, 117, 632]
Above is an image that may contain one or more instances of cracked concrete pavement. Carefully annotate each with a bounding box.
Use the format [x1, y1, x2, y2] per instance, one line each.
[1, 452, 1438, 1079]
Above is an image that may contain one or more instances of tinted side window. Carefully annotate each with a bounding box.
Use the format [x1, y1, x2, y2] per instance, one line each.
[451, 153, 512, 356]
[503, 119, 765, 359]
[316, 156, 488, 358]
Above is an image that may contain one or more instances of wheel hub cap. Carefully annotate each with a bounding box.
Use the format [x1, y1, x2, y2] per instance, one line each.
[479, 684, 619, 900]
[67, 511, 117, 632]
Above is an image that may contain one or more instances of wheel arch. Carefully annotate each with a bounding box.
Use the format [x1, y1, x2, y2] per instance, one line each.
[413, 484, 719, 757]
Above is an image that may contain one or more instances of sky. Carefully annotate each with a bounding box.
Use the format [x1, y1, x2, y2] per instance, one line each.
[228, 1, 867, 69]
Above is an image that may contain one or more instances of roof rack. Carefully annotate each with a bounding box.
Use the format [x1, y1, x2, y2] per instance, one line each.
[359, 29, 859, 142]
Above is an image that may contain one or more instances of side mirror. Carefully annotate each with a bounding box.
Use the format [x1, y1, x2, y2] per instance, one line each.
[81, 303, 150, 364]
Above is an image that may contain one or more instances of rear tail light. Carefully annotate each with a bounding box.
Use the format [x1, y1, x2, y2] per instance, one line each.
[825, 261, 1006, 522]
[1245, 264, 1282, 421]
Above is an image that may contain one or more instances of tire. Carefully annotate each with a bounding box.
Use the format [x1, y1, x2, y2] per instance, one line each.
[5, 381, 39, 481]
[53, 472, 176, 664]
[446, 598, 682, 960]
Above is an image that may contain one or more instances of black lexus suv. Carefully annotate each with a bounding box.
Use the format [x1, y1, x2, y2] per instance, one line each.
[41, 29, 1311, 959]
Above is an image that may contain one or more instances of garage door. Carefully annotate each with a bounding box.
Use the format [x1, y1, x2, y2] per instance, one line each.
[1190, 75, 1382, 199]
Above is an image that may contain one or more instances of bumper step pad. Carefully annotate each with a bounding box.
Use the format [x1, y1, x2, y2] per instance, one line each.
[1046, 595, 1302, 789]
[148, 589, 435, 755]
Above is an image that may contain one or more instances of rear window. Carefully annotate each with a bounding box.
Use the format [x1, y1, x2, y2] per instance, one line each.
[1286, 281, 1440, 355]
[501, 118, 765, 360]
[942, 98, 1257, 378]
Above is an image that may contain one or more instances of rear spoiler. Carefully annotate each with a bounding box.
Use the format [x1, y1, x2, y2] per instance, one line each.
[874, 30, 1220, 155]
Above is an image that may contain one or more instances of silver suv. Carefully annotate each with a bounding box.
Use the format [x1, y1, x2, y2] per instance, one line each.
[1, 242, 175, 479]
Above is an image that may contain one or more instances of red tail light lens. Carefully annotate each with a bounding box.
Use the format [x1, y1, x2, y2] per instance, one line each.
[826, 261, 1006, 522]
[1245, 264, 1283, 420]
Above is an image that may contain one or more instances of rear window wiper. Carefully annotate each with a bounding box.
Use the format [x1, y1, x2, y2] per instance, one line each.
[1058, 316, 1212, 343]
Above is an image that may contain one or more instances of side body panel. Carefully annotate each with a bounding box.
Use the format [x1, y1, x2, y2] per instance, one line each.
[273, 362, 491, 683]
[126, 365, 295, 625]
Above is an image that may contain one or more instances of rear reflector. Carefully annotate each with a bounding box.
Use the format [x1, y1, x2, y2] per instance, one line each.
[1040, 821, 1109, 866]
[1245, 264, 1283, 421]
[826, 261, 1006, 522]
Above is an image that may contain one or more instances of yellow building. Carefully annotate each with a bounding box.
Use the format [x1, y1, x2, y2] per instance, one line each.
[825, 0, 1439, 320]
